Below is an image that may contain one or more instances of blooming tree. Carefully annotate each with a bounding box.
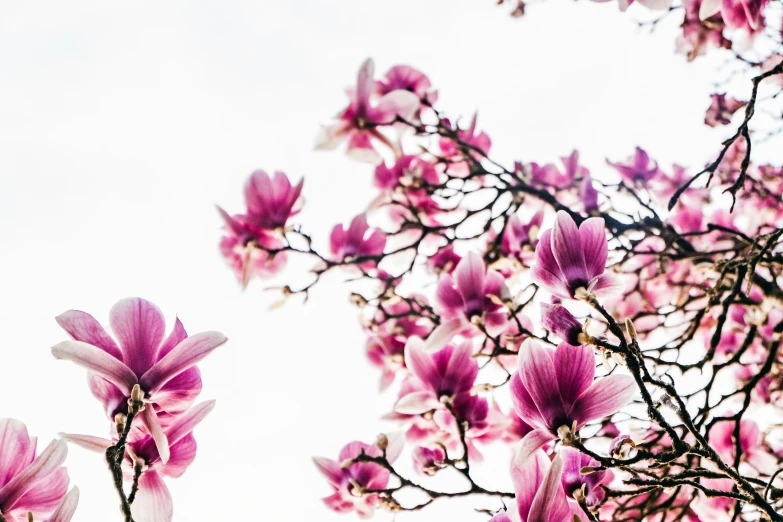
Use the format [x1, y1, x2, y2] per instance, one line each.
[216, 2, 783, 521]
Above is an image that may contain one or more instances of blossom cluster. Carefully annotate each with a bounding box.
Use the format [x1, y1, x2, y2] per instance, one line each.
[221, 44, 783, 522]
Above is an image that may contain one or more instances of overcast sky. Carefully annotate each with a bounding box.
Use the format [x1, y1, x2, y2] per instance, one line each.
[0, 0, 752, 520]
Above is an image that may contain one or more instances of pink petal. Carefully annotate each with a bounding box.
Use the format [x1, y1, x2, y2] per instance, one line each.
[12, 467, 69, 518]
[531, 230, 570, 298]
[313, 121, 351, 151]
[55, 310, 123, 360]
[404, 338, 437, 387]
[528, 453, 566, 522]
[45, 487, 79, 522]
[131, 471, 173, 522]
[51, 341, 137, 395]
[511, 449, 549, 521]
[371, 90, 420, 123]
[551, 211, 589, 288]
[152, 367, 202, 413]
[435, 276, 464, 317]
[513, 430, 557, 469]
[0, 419, 35, 489]
[454, 252, 486, 314]
[384, 432, 404, 464]
[0, 439, 67, 511]
[160, 433, 198, 479]
[157, 318, 187, 359]
[140, 332, 227, 394]
[517, 340, 564, 429]
[346, 132, 382, 164]
[590, 273, 626, 298]
[109, 298, 166, 375]
[141, 407, 170, 465]
[244, 170, 273, 216]
[636, 0, 673, 8]
[578, 218, 608, 280]
[510, 373, 545, 429]
[59, 434, 113, 453]
[163, 401, 215, 448]
[88, 375, 127, 418]
[355, 58, 375, 115]
[554, 343, 595, 412]
[394, 390, 441, 415]
[423, 317, 462, 353]
[313, 457, 345, 489]
[572, 374, 636, 427]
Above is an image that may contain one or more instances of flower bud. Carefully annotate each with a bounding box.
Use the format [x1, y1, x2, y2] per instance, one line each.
[376, 433, 389, 452]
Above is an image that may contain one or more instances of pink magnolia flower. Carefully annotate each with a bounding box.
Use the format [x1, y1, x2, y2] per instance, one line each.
[329, 214, 386, 265]
[314, 58, 420, 163]
[216, 170, 302, 286]
[376, 65, 437, 105]
[490, 450, 584, 522]
[313, 439, 401, 518]
[0, 419, 69, 522]
[51, 297, 227, 463]
[560, 447, 614, 506]
[427, 244, 462, 275]
[705, 94, 746, 127]
[438, 113, 491, 177]
[488, 211, 543, 267]
[581, 176, 600, 214]
[699, 0, 768, 30]
[374, 155, 442, 225]
[43, 487, 79, 522]
[531, 211, 624, 300]
[511, 340, 636, 464]
[63, 401, 214, 522]
[708, 417, 775, 474]
[412, 446, 446, 475]
[608, 147, 661, 185]
[434, 252, 509, 337]
[395, 338, 478, 414]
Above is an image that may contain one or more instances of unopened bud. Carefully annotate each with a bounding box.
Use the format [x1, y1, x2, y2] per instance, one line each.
[340, 458, 354, 469]
[624, 318, 637, 341]
[376, 434, 389, 452]
[114, 412, 127, 434]
[572, 484, 586, 503]
[28, 512, 34, 522]
[348, 478, 364, 496]
[131, 384, 144, 404]
[580, 466, 599, 475]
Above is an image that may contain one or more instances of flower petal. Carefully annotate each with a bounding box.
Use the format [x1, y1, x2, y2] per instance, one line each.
[423, 317, 462, 353]
[528, 453, 566, 522]
[572, 374, 636, 427]
[511, 449, 549, 521]
[56, 310, 123, 360]
[578, 218, 609, 280]
[164, 400, 216, 448]
[554, 343, 596, 413]
[0, 439, 67, 511]
[51, 341, 137, 395]
[141, 407, 170, 465]
[591, 273, 626, 298]
[313, 457, 345, 489]
[517, 340, 565, 429]
[110, 298, 166, 375]
[0, 419, 35, 490]
[45, 486, 79, 522]
[699, 0, 721, 19]
[551, 211, 589, 288]
[140, 332, 227, 393]
[59, 434, 113, 453]
[394, 390, 441, 415]
[13, 467, 69, 519]
[513, 430, 557, 469]
[131, 471, 173, 522]
[454, 252, 486, 315]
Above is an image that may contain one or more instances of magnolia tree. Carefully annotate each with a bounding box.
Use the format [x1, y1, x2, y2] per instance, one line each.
[3, 2, 783, 522]
[215, 1, 783, 522]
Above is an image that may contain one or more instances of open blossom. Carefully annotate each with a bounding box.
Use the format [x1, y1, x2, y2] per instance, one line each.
[314, 439, 400, 518]
[608, 147, 661, 185]
[394, 338, 478, 414]
[427, 244, 462, 275]
[699, 0, 768, 30]
[314, 58, 420, 163]
[705, 93, 746, 127]
[374, 155, 441, 225]
[531, 211, 624, 300]
[434, 251, 509, 336]
[376, 65, 437, 104]
[511, 340, 636, 464]
[330, 214, 386, 264]
[560, 447, 613, 506]
[412, 446, 446, 475]
[51, 297, 227, 463]
[490, 450, 584, 522]
[488, 210, 543, 267]
[64, 401, 214, 522]
[438, 113, 491, 176]
[0, 419, 69, 522]
[217, 170, 302, 286]
[677, 0, 730, 60]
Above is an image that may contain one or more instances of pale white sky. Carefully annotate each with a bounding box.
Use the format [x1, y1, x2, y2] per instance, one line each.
[0, 0, 752, 520]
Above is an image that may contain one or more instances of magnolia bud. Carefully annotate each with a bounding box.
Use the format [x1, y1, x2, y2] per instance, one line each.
[376, 433, 389, 452]
[114, 412, 127, 435]
[580, 466, 599, 475]
[624, 317, 637, 341]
